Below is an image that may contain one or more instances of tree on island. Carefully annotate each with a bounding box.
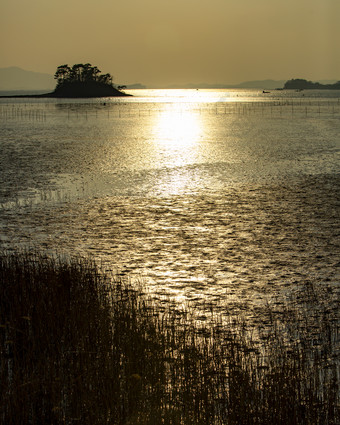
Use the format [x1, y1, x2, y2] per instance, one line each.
[54, 64, 112, 85]
[52, 63, 129, 97]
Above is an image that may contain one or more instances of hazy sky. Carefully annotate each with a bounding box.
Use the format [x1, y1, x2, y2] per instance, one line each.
[1, 0, 339, 86]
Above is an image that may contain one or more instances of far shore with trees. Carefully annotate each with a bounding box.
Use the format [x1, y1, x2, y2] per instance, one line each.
[283, 78, 340, 90]
[0, 63, 130, 98]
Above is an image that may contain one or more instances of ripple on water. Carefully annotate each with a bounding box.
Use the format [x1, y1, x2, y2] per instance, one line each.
[1, 175, 339, 322]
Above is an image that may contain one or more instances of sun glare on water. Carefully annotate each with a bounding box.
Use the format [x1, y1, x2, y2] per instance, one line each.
[153, 108, 202, 163]
[149, 107, 205, 194]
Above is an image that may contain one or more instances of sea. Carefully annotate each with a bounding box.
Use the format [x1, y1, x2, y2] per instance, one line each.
[1, 88, 339, 319]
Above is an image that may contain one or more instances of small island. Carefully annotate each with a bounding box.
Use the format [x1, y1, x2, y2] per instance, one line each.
[284, 78, 340, 90]
[0, 63, 130, 98]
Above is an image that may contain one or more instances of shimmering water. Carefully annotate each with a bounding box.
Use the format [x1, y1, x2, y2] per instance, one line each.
[1, 89, 339, 317]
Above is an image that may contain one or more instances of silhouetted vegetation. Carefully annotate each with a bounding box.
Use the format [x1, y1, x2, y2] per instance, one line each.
[0, 252, 339, 424]
[54, 63, 113, 86]
[284, 78, 340, 90]
[51, 63, 129, 97]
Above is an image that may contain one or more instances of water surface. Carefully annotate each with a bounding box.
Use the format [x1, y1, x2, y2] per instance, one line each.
[1, 89, 339, 317]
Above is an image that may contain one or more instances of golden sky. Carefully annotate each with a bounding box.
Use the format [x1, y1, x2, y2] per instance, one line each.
[0, 0, 339, 86]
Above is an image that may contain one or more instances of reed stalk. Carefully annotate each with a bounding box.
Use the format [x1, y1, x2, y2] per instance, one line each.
[0, 251, 338, 424]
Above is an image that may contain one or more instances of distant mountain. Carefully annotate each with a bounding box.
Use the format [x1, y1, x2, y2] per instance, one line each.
[163, 80, 286, 89]
[161, 79, 339, 90]
[0, 67, 54, 90]
[126, 83, 146, 89]
[230, 79, 286, 89]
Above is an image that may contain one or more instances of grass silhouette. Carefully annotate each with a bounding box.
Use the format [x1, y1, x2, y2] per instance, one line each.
[0, 252, 338, 424]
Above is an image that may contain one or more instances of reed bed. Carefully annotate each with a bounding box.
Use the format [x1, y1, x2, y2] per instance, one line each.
[0, 252, 339, 424]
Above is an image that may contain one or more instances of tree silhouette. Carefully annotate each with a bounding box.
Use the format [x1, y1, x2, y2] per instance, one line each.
[54, 63, 114, 87]
[54, 65, 71, 85]
[51, 63, 129, 97]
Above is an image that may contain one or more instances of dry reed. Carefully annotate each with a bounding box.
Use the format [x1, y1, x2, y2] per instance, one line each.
[0, 251, 338, 424]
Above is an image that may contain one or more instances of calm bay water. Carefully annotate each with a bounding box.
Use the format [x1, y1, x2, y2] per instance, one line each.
[1, 89, 339, 317]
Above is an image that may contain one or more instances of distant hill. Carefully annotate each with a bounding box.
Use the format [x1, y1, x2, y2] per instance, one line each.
[0, 67, 54, 90]
[126, 83, 146, 89]
[284, 79, 340, 90]
[163, 80, 286, 89]
[230, 79, 286, 89]
[158, 79, 339, 90]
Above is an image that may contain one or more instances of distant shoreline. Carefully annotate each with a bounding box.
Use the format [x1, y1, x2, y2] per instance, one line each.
[284, 79, 340, 90]
[0, 92, 60, 99]
[0, 90, 131, 99]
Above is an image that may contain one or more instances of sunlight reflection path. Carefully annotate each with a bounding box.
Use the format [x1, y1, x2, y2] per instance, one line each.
[150, 107, 204, 194]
